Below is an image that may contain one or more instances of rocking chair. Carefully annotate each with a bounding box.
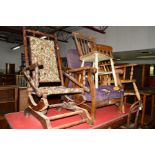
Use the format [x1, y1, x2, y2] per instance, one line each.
[22, 29, 95, 129]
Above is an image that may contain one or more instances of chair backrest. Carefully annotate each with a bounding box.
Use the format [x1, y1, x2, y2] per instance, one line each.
[95, 44, 113, 57]
[114, 64, 138, 87]
[96, 44, 113, 85]
[67, 49, 92, 68]
[23, 29, 64, 85]
[67, 49, 82, 68]
[97, 44, 113, 74]
[29, 36, 60, 83]
[66, 49, 92, 87]
[72, 32, 96, 57]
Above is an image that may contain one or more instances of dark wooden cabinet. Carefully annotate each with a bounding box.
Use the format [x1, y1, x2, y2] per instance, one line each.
[18, 87, 29, 111]
[0, 86, 18, 128]
[0, 74, 16, 85]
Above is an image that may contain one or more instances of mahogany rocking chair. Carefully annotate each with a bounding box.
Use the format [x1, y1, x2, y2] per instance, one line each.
[22, 29, 95, 129]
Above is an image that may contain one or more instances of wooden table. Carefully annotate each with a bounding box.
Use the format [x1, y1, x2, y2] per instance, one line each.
[139, 89, 155, 126]
[124, 88, 155, 126]
[0, 85, 18, 128]
[5, 104, 133, 129]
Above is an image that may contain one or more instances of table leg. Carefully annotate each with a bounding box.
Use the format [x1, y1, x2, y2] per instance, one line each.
[141, 95, 146, 126]
[151, 95, 155, 121]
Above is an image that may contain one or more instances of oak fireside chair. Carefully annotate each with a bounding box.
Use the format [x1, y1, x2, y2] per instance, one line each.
[68, 47, 142, 128]
[66, 49, 125, 121]
[22, 29, 96, 129]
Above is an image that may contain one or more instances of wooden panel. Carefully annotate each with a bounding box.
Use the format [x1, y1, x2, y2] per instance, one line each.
[146, 76, 155, 87]
[0, 86, 18, 128]
[0, 86, 18, 114]
[0, 74, 16, 85]
[6, 63, 15, 74]
[0, 116, 9, 129]
[18, 87, 29, 111]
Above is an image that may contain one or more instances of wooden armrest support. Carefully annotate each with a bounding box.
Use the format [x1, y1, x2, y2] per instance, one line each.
[24, 63, 38, 71]
[23, 69, 42, 97]
[24, 63, 43, 71]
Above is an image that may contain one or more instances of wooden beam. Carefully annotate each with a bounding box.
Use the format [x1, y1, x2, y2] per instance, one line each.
[0, 26, 22, 34]
[0, 26, 68, 43]
[46, 26, 72, 34]
[83, 26, 106, 34]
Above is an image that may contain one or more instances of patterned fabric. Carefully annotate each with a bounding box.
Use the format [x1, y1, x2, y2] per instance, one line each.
[67, 49, 92, 68]
[30, 36, 60, 82]
[85, 85, 124, 102]
[38, 86, 84, 95]
[67, 49, 124, 102]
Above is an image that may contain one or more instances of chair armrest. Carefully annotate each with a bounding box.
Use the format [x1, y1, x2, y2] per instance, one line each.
[115, 64, 138, 69]
[66, 66, 96, 74]
[64, 67, 96, 93]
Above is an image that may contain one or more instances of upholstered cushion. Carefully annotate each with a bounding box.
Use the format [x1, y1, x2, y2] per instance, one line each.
[85, 85, 124, 102]
[67, 49, 124, 102]
[30, 36, 60, 83]
[38, 86, 84, 95]
[67, 49, 92, 68]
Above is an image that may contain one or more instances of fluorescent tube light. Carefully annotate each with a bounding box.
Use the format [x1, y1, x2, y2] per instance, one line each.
[11, 45, 20, 50]
[136, 55, 155, 59]
[40, 36, 47, 39]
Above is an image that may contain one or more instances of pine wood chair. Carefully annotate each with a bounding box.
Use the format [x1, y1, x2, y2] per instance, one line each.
[114, 64, 141, 102]
[114, 64, 143, 127]
[72, 32, 118, 89]
[95, 44, 114, 86]
[22, 29, 96, 129]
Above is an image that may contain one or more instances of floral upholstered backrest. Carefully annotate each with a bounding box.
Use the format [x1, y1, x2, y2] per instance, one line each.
[30, 36, 60, 83]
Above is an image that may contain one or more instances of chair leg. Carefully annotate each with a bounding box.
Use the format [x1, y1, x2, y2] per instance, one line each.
[25, 94, 93, 128]
[28, 94, 49, 111]
[110, 58, 118, 87]
[119, 98, 125, 113]
[24, 107, 52, 129]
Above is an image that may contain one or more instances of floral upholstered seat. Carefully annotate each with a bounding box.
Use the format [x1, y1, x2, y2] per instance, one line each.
[38, 86, 83, 95]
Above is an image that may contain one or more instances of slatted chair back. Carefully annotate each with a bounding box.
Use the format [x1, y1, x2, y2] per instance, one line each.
[72, 32, 96, 57]
[95, 44, 113, 57]
[114, 64, 138, 86]
[97, 44, 113, 85]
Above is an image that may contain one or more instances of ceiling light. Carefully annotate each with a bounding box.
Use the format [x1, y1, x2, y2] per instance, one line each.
[115, 58, 121, 61]
[40, 36, 47, 39]
[11, 45, 20, 50]
[136, 55, 155, 59]
[141, 51, 150, 54]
